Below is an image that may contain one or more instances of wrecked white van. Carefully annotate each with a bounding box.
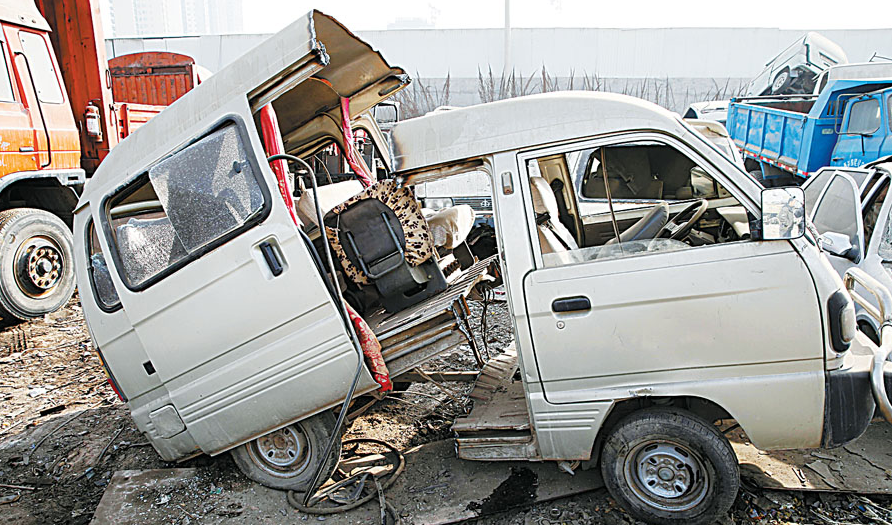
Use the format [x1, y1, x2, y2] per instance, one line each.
[75, 11, 892, 525]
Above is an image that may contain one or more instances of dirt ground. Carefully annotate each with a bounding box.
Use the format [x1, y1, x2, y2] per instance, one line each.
[2, 296, 892, 524]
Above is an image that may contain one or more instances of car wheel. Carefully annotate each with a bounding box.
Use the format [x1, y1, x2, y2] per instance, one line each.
[600, 407, 739, 525]
[748, 169, 766, 185]
[230, 411, 341, 491]
[0, 208, 75, 321]
[771, 69, 791, 94]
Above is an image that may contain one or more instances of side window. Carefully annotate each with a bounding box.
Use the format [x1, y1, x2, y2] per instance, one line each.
[863, 177, 889, 249]
[87, 219, 120, 310]
[888, 94, 892, 132]
[18, 31, 63, 104]
[104, 122, 266, 289]
[531, 141, 744, 269]
[846, 98, 881, 135]
[0, 46, 15, 102]
[577, 141, 730, 203]
[812, 175, 860, 249]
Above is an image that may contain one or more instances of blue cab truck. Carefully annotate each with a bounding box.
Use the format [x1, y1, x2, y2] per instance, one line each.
[727, 79, 892, 186]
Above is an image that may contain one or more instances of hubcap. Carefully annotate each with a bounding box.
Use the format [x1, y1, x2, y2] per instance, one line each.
[15, 237, 63, 297]
[624, 440, 708, 511]
[772, 72, 788, 92]
[249, 425, 311, 477]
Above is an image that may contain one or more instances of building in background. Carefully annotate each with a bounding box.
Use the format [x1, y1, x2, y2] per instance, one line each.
[108, 0, 245, 37]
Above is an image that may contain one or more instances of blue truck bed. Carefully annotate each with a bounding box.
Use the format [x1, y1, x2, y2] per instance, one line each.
[727, 80, 892, 181]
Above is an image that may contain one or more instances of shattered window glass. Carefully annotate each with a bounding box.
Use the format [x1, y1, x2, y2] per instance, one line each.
[87, 219, 120, 309]
[149, 124, 263, 252]
[878, 210, 892, 261]
[106, 122, 266, 288]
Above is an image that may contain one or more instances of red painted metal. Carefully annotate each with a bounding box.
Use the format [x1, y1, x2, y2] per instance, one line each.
[109, 52, 200, 106]
[259, 104, 299, 225]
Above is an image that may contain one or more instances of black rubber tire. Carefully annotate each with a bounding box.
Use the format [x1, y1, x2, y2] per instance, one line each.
[600, 407, 739, 525]
[0, 208, 75, 321]
[748, 169, 765, 185]
[230, 411, 341, 491]
[770, 68, 792, 94]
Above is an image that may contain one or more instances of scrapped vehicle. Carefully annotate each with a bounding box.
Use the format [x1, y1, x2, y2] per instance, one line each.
[745, 32, 847, 96]
[813, 61, 892, 94]
[685, 119, 745, 170]
[728, 79, 892, 186]
[74, 11, 892, 525]
[682, 100, 729, 124]
[803, 157, 892, 344]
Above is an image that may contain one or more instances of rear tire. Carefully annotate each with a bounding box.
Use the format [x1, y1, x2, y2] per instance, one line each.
[0, 208, 75, 321]
[748, 169, 765, 185]
[230, 411, 341, 491]
[600, 407, 739, 525]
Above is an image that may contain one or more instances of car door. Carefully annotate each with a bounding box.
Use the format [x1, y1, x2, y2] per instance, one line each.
[100, 117, 366, 455]
[520, 136, 825, 411]
[833, 95, 885, 168]
[809, 171, 864, 276]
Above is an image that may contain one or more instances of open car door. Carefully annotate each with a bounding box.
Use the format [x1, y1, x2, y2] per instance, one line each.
[80, 11, 408, 457]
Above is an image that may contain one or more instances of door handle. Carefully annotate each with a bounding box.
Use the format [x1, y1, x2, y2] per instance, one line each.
[551, 296, 591, 313]
[259, 241, 284, 276]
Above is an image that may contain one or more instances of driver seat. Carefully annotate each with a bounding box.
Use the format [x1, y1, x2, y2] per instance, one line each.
[530, 176, 579, 254]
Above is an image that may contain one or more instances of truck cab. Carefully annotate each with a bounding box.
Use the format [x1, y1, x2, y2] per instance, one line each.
[832, 88, 892, 168]
[74, 11, 892, 525]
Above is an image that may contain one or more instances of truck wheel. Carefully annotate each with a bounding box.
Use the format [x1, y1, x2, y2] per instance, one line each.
[748, 169, 766, 186]
[230, 411, 341, 491]
[770, 68, 791, 94]
[0, 208, 75, 321]
[600, 407, 739, 525]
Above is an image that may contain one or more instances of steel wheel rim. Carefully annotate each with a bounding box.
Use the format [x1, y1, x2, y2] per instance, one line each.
[623, 439, 709, 512]
[248, 424, 311, 478]
[14, 236, 64, 298]
[772, 72, 789, 92]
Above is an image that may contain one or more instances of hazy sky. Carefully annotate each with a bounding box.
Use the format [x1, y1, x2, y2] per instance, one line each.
[240, 0, 891, 33]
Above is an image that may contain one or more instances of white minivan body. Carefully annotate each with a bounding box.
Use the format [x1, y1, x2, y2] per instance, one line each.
[73, 12, 892, 525]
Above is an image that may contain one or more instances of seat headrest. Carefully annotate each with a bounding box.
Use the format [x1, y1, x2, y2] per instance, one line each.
[297, 180, 364, 225]
[530, 176, 559, 216]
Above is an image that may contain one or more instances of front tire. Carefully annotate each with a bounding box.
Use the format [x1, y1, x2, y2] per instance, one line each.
[230, 411, 341, 491]
[600, 407, 739, 525]
[0, 208, 75, 321]
[770, 68, 791, 94]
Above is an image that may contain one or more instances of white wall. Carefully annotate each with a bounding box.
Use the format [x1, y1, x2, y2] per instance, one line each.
[107, 27, 892, 78]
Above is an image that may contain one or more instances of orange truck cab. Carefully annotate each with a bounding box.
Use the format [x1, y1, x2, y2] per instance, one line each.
[0, 1, 84, 320]
[0, 0, 198, 321]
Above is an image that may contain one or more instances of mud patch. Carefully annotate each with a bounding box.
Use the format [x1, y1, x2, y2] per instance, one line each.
[467, 466, 538, 515]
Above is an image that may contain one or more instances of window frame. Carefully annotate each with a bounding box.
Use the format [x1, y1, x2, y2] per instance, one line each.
[0, 41, 16, 104]
[17, 30, 64, 105]
[99, 116, 272, 292]
[85, 217, 122, 313]
[845, 97, 881, 136]
[517, 131, 757, 269]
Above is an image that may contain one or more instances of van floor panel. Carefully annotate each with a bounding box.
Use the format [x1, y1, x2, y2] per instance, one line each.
[369, 255, 498, 338]
[453, 346, 530, 432]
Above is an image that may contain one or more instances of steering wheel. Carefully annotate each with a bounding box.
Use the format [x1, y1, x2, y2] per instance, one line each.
[657, 199, 708, 240]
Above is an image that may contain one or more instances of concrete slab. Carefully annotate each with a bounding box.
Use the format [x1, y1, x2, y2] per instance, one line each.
[90, 440, 603, 525]
[732, 422, 892, 494]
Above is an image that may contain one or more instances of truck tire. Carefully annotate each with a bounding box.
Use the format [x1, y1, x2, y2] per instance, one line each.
[230, 411, 341, 491]
[0, 208, 75, 321]
[748, 169, 765, 186]
[600, 407, 739, 525]
[770, 68, 791, 94]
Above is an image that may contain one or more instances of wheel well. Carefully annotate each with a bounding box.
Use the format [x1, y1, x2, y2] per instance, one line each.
[0, 179, 78, 228]
[582, 396, 733, 470]
[744, 158, 761, 174]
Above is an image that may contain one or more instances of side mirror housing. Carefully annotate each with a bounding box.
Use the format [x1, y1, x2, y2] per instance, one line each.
[761, 187, 805, 240]
[821, 231, 859, 261]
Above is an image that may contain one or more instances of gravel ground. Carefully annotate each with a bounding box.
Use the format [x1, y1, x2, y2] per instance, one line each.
[2, 295, 892, 524]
